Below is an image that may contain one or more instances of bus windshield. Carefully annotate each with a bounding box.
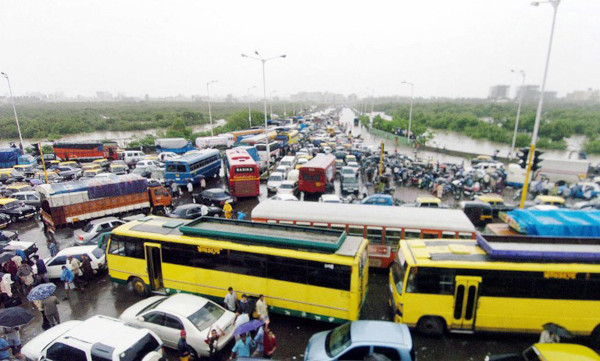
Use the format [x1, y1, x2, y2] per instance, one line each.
[391, 259, 406, 295]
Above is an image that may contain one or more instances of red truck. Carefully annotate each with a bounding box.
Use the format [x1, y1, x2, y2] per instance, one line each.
[53, 141, 119, 161]
[37, 175, 171, 229]
[298, 154, 336, 194]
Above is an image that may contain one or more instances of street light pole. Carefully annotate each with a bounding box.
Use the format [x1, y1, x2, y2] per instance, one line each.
[401, 81, 414, 142]
[242, 51, 286, 171]
[247, 86, 256, 127]
[206, 80, 218, 137]
[520, 0, 561, 209]
[1, 72, 24, 154]
[510, 69, 526, 157]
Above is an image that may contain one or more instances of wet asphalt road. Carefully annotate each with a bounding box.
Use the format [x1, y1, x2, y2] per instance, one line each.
[9, 108, 588, 360]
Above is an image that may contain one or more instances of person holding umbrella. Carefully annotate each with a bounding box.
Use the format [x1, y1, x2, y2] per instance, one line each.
[28, 283, 60, 328]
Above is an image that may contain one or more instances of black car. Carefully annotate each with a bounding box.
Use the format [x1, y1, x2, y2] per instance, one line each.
[167, 204, 223, 219]
[0, 198, 37, 222]
[0, 213, 10, 229]
[192, 188, 237, 206]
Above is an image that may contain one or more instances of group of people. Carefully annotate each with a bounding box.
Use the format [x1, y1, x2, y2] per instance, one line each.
[177, 287, 277, 361]
[170, 176, 207, 199]
[59, 255, 95, 300]
[0, 250, 46, 308]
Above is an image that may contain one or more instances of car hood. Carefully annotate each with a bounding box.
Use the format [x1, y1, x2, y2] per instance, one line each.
[119, 296, 167, 322]
[267, 180, 282, 187]
[304, 330, 329, 361]
[21, 320, 82, 360]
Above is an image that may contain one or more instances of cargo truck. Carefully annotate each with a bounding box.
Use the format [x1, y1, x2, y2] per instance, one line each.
[0, 148, 37, 168]
[37, 174, 172, 229]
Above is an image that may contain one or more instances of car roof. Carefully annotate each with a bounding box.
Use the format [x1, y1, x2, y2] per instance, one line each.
[175, 204, 201, 210]
[11, 191, 36, 196]
[203, 188, 226, 194]
[534, 343, 600, 360]
[88, 217, 120, 225]
[54, 245, 99, 258]
[60, 315, 152, 352]
[280, 180, 296, 185]
[154, 293, 211, 317]
[350, 321, 411, 347]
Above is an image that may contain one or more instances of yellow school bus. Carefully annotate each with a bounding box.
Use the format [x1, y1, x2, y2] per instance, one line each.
[107, 216, 369, 323]
[389, 235, 600, 346]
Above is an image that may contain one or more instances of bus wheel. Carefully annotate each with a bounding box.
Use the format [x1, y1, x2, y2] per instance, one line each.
[130, 277, 149, 297]
[154, 208, 166, 216]
[591, 325, 600, 348]
[417, 316, 445, 336]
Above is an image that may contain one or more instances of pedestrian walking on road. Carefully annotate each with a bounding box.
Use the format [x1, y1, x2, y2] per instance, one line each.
[256, 294, 269, 322]
[223, 201, 233, 219]
[17, 262, 34, 294]
[187, 180, 194, 194]
[67, 256, 84, 290]
[224, 287, 237, 312]
[42, 295, 60, 327]
[0, 334, 12, 361]
[32, 255, 48, 284]
[171, 182, 180, 199]
[60, 266, 75, 300]
[229, 333, 255, 360]
[262, 324, 277, 359]
[177, 330, 193, 361]
[2, 327, 21, 358]
[200, 176, 206, 190]
[81, 255, 94, 285]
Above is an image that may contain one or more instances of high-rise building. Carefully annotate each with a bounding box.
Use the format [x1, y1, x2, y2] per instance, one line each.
[489, 85, 510, 100]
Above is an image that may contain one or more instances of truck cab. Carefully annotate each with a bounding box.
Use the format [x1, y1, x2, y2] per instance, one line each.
[148, 183, 172, 216]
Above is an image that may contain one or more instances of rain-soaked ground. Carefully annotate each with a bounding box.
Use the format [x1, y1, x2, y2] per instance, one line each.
[11, 109, 594, 360]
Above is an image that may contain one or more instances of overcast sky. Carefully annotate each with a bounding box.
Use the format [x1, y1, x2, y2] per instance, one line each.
[1, 0, 598, 99]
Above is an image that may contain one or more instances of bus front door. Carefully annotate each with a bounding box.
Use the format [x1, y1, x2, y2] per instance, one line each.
[144, 243, 163, 291]
[452, 276, 481, 332]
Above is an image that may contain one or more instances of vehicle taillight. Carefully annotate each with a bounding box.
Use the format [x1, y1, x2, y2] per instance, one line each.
[78, 236, 84, 241]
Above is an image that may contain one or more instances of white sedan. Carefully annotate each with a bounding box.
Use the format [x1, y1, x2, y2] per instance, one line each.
[119, 293, 237, 358]
[36, 245, 106, 279]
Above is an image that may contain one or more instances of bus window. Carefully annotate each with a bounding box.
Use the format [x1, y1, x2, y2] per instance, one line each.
[404, 229, 421, 239]
[267, 220, 277, 224]
[348, 226, 364, 237]
[313, 223, 328, 229]
[331, 224, 346, 232]
[442, 231, 457, 239]
[366, 227, 383, 243]
[459, 232, 474, 239]
[422, 231, 440, 239]
[406, 267, 455, 294]
[279, 221, 294, 225]
[384, 228, 403, 246]
[296, 221, 311, 226]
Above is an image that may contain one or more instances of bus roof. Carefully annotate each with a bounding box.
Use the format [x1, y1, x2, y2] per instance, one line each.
[300, 154, 336, 170]
[166, 148, 219, 163]
[252, 200, 476, 234]
[113, 216, 364, 258]
[179, 217, 345, 252]
[400, 238, 600, 272]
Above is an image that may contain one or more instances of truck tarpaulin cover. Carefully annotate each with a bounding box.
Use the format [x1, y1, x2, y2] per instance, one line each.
[155, 138, 189, 149]
[506, 209, 600, 237]
[45, 174, 148, 200]
[0, 148, 20, 163]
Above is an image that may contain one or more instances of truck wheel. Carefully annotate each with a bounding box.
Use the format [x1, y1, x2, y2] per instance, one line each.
[130, 277, 149, 297]
[417, 316, 445, 336]
[10, 216, 17, 223]
[591, 325, 600, 348]
[154, 208, 166, 216]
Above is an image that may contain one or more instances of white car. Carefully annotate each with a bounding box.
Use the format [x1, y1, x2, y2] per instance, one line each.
[267, 173, 285, 193]
[36, 246, 106, 279]
[22, 316, 164, 361]
[319, 194, 342, 203]
[269, 194, 299, 201]
[93, 172, 119, 180]
[277, 180, 298, 195]
[347, 161, 360, 171]
[157, 152, 180, 162]
[136, 160, 164, 170]
[120, 293, 236, 358]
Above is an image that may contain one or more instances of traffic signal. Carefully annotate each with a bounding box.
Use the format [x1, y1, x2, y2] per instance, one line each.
[531, 150, 544, 172]
[518, 147, 529, 169]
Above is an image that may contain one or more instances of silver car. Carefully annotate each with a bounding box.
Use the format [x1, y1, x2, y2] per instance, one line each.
[74, 217, 125, 245]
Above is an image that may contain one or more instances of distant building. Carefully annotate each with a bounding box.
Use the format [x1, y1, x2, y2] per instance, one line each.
[516, 85, 540, 103]
[566, 88, 600, 103]
[489, 85, 510, 100]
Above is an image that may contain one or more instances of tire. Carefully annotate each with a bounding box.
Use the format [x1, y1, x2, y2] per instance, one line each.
[154, 208, 166, 216]
[190, 348, 199, 361]
[10, 216, 17, 224]
[130, 277, 149, 297]
[591, 325, 600, 349]
[416, 316, 445, 336]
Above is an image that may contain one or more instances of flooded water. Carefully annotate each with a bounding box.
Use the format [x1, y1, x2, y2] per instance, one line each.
[367, 110, 599, 163]
[0, 119, 226, 148]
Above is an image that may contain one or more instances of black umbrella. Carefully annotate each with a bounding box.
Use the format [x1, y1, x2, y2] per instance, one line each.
[0, 251, 15, 264]
[543, 322, 575, 339]
[0, 307, 34, 327]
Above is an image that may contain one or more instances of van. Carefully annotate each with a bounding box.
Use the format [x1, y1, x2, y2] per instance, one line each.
[280, 155, 296, 170]
[21, 315, 164, 361]
[124, 150, 146, 168]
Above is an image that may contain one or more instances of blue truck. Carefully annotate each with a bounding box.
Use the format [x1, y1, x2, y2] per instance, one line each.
[0, 148, 36, 168]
